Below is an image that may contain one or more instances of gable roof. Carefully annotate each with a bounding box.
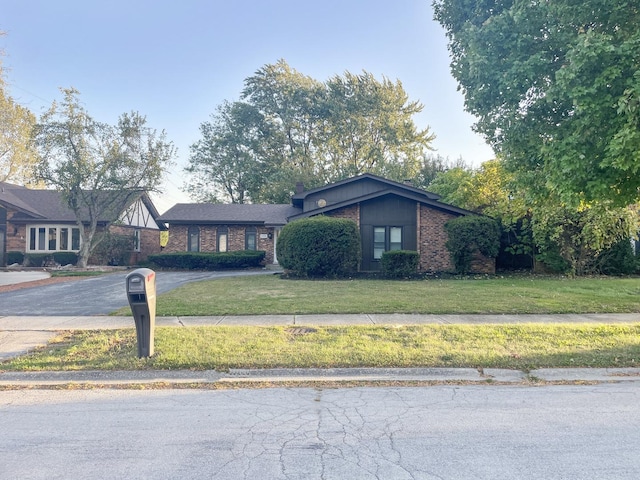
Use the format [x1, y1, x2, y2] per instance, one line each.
[158, 203, 301, 226]
[289, 173, 473, 218]
[0, 181, 160, 225]
[291, 173, 442, 207]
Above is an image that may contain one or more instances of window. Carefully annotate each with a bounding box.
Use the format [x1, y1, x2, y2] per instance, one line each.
[27, 225, 81, 252]
[373, 226, 403, 260]
[133, 229, 141, 252]
[217, 227, 228, 252]
[187, 226, 200, 252]
[245, 227, 257, 250]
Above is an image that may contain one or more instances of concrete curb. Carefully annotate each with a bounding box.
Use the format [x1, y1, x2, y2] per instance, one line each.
[2, 367, 640, 387]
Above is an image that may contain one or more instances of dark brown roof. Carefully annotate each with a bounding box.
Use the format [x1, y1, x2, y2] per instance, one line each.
[0, 181, 152, 224]
[158, 203, 301, 226]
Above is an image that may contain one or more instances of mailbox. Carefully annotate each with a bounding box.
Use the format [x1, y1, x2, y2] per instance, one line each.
[126, 268, 156, 358]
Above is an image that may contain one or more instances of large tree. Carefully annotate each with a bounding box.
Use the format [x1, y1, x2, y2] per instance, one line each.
[34, 88, 175, 267]
[0, 40, 39, 184]
[433, 0, 640, 205]
[185, 60, 435, 203]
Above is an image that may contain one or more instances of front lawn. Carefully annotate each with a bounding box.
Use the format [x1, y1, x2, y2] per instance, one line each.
[114, 274, 640, 316]
[4, 324, 640, 371]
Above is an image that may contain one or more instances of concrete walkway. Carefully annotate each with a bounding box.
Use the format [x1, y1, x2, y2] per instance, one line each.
[1, 313, 639, 387]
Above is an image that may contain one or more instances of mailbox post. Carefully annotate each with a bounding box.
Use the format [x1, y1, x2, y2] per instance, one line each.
[126, 268, 157, 358]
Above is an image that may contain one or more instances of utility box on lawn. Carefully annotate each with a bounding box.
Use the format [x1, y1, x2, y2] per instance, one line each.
[126, 268, 156, 358]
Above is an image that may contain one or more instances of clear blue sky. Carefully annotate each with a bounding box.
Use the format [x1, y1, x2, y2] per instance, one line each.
[1, 0, 494, 212]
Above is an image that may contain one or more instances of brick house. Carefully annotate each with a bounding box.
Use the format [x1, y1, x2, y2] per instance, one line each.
[0, 181, 166, 267]
[158, 174, 495, 274]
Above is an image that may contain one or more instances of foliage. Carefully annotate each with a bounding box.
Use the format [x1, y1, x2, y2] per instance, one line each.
[444, 215, 501, 274]
[380, 250, 420, 278]
[34, 88, 175, 267]
[277, 216, 361, 277]
[7, 251, 24, 265]
[595, 239, 638, 276]
[185, 60, 435, 203]
[0, 43, 39, 184]
[148, 250, 266, 270]
[532, 201, 637, 275]
[52, 251, 78, 266]
[24, 253, 52, 267]
[430, 159, 534, 269]
[186, 101, 268, 203]
[433, 0, 640, 206]
[90, 232, 133, 266]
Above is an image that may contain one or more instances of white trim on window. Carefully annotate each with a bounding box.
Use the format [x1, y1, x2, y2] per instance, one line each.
[27, 225, 81, 252]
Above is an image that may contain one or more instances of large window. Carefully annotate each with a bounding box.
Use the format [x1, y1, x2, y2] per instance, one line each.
[27, 225, 81, 252]
[373, 226, 403, 260]
[187, 226, 200, 252]
[217, 227, 228, 252]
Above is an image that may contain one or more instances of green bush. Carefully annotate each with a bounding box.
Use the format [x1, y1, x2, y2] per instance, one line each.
[24, 253, 52, 267]
[596, 239, 637, 275]
[277, 216, 360, 277]
[52, 252, 78, 266]
[90, 232, 134, 266]
[381, 250, 420, 278]
[148, 250, 266, 270]
[445, 215, 500, 274]
[7, 251, 24, 265]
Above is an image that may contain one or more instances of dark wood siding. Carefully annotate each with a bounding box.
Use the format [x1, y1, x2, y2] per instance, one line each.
[304, 178, 412, 212]
[360, 195, 417, 271]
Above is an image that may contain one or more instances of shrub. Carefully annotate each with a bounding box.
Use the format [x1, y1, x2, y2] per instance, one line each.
[52, 252, 78, 266]
[445, 215, 500, 274]
[7, 251, 24, 265]
[148, 250, 265, 270]
[380, 250, 420, 278]
[277, 216, 361, 278]
[596, 239, 637, 275]
[24, 253, 52, 267]
[90, 232, 134, 266]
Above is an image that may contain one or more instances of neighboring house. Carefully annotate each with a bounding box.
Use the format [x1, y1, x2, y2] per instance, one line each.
[159, 174, 495, 274]
[0, 181, 166, 267]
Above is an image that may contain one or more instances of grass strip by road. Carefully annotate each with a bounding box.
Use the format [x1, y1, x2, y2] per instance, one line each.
[4, 324, 640, 372]
[113, 275, 640, 316]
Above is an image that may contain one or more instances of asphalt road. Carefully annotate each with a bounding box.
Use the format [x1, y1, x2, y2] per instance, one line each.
[0, 270, 275, 316]
[2, 383, 639, 479]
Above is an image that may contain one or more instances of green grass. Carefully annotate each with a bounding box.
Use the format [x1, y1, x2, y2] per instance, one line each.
[113, 274, 640, 316]
[4, 324, 640, 372]
[50, 270, 109, 278]
[5, 274, 639, 372]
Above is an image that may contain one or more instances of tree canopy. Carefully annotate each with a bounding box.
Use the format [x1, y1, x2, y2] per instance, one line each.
[34, 88, 176, 267]
[433, 0, 640, 205]
[0, 42, 39, 185]
[186, 60, 435, 203]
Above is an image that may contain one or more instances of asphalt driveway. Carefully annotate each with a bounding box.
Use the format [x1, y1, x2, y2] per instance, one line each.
[0, 270, 276, 316]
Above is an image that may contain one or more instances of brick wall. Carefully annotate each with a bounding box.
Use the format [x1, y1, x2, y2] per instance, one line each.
[418, 206, 456, 272]
[164, 224, 276, 264]
[326, 204, 360, 223]
[418, 206, 495, 274]
[5, 210, 25, 252]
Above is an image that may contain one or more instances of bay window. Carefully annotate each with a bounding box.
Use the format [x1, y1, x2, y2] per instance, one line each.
[27, 225, 81, 252]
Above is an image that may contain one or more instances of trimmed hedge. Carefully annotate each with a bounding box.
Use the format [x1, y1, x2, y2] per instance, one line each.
[381, 250, 420, 278]
[52, 252, 78, 266]
[24, 253, 52, 267]
[277, 216, 361, 278]
[148, 250, 266, 270]
[7, 251, 24, 265]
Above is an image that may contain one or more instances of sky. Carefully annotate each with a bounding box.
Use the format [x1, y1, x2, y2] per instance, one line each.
[0, 0, 494, 213]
